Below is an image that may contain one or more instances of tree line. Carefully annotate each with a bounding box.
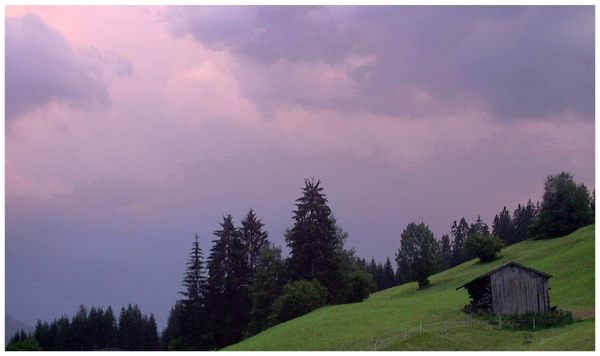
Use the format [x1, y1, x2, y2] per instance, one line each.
[393, 171, 594, 288]
[8, 305, 160, 351]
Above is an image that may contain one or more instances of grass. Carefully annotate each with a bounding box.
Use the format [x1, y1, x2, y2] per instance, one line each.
[224, 225, 595, 351]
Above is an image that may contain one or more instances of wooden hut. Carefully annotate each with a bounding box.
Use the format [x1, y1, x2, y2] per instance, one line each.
[456, 262, 551, 316]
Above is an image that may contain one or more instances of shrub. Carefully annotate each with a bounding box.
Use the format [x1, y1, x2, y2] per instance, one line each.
[269, 280, 328, 324]
[344, 268, 375, 303]
[464, 232, 505, 262]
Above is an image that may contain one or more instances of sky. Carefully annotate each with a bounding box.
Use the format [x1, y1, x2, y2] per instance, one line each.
[5, 6, 595, 330]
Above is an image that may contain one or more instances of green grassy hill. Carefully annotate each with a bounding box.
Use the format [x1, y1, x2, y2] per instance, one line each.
[225, 225, 595, 351]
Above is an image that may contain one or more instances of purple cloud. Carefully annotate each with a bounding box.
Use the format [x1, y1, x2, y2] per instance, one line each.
[166, 6, 594, 121]
[6, 13, 132, 121]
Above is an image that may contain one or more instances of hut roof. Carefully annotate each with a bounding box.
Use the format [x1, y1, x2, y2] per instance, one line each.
[456, 261, 552, 290]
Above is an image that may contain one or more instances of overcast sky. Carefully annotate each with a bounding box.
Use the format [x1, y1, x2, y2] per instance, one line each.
[5, 6, 594, 329]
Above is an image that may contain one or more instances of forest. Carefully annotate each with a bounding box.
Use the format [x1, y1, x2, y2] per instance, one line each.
[7, 171, 594, 351]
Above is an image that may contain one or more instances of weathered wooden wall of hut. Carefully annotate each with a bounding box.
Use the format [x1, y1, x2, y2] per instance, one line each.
[490, 266, 550, 316]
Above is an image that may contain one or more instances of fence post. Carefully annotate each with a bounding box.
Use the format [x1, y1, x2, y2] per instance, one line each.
[419, 321, 422, 334]
[498, 316, 502, 330]
[533, 317, 536, 330]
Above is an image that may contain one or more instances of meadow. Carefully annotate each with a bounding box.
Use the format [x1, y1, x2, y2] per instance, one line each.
[225, 225, 595, 351]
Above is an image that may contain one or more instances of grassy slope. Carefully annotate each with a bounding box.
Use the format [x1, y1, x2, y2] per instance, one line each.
[225, 225, 595, 351]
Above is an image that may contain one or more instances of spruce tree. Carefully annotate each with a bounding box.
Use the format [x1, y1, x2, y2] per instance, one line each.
[438, 234, 452, 271]
[144, 314, 160, 351]
[162, 301, 187, 350]
[383, 257, 396, 289]
[181, 234, 206, 304]
[102, 306, 117, 349]
[365, 259, 381, 290]
[450, 218, 470, 266]
[34, 320, 51, 350]
[512, 200, 536, 242]
[240, 210, 269, 281]
[87, 307, 99, 350]
[205, 215, 251, 349]
[163, 234, 210, 350]
[286, 179, 342, 301]
[492, 207, 515, 245]
[71, 305, 88, 351]
[180, 233, 208, 348]
[56, 316, 70, 350]
[376, 262, 385, 290]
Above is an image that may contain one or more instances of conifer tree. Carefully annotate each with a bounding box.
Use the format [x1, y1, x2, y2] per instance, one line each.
[163, 234, 210, 350]
[205, 215, 251, 349]
[512, 200, 537, 242]
[492, 207, 516, 245]
[56, 316, 70, 350]
[382, 257, 396, 289]
[438, 234, 452, 271]
[469, 215, 490, 236]
[181, 234, 206, 304]
[240, 210, 269, 281]
[144, 314, 160, 351]
[450, 218, 470, 266]
[286, 179, 342, 301]
[87, 307, 100, 350]
[162, 301, 187, 350]
[71, 305, 88, 350]
[34, 320, 51, 350]
[102, 306, 117, 349]
[181, 233, 208, 347]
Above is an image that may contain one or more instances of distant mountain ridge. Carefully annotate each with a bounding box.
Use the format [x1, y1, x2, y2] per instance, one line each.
[6, 314, 34, 344]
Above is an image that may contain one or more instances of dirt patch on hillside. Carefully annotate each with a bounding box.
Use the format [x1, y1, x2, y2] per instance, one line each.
[573, 309, 595, 320]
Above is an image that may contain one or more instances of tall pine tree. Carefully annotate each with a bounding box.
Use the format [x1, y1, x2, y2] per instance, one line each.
[205, 215, 251, 349]
[450, 218, 470, 266]
[492, 207, 515, 245]
[181, 234, 206, 304]
[164, 233, 209, 350]
[240, 210, 269, 281]
[438, 234, 452, 271]
[513, 200, 537, 242]
[286, 179, 343, 302]
[382, 257, 396, 289]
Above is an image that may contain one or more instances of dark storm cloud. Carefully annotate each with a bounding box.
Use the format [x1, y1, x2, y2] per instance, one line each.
[166, 6, 594, 121]
[5, 13, 132, 121]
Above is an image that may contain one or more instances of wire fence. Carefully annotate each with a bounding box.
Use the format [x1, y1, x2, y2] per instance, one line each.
[360, 317, 498, 351]
[361, 311, 576, 351]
